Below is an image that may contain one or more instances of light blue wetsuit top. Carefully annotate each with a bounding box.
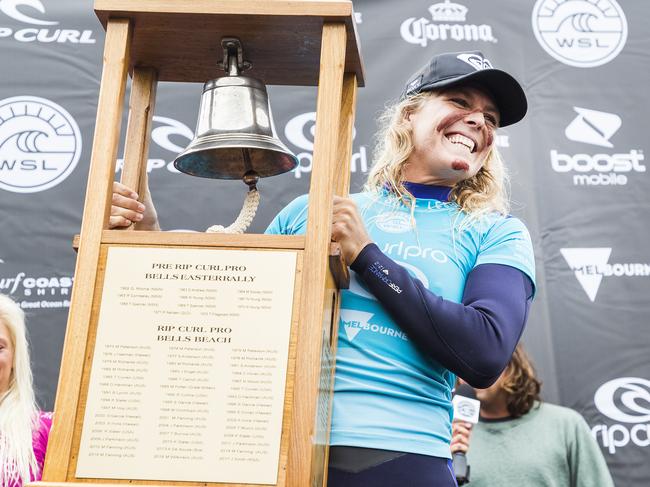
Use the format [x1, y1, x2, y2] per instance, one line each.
[266, 189, 535, 458]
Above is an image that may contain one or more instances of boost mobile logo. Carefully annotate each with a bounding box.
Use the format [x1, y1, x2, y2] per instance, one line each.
[532, 0, 627, 68]
[283, 112, 367, 179]
[560, 248, 650, 302]
[551, 107, 645, 186]
[0, 96, 81, 193]
[592, 377, 650, 454]
[400, 0, 496, 47]
[0, 0, 96, 44]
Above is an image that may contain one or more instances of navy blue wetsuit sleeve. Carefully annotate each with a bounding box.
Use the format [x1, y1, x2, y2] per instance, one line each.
[350, 244, 533, 388]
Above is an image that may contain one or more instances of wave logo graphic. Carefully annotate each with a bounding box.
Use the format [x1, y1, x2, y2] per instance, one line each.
[532, 0, 627, 68]
[0, 0, 56, 25]
[591, 377, 650, 454]
[595, 377, 650, 424]
[150, 115, 193, 154]
[283, 111, 367, 179]
[0, 96, 81, 193]
[565, 107, 621, 148]
[116, 116, 193, 175]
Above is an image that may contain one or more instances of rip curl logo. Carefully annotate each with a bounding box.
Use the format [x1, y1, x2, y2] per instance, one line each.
[0, 96, 81, 193]
[400, 1, 496, 48]
[595, 378, 650, 424]
[561, 248, 650, 302]
[115, 115, 193, 175]
[0, 0, 56, 25]
[283, 111, 367, 179]
[532, 0, 627, 68]
[456, 53, 493, 71]
[0, 0, 96, 44]
[592, 377, 650, 454]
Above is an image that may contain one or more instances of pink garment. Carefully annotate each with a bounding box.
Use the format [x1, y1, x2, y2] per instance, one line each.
[3, 411, 52, 487]
[30, 411, 52, 483]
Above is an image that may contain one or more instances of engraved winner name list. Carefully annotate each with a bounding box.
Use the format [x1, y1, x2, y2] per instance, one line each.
[76, 247, 297, 485]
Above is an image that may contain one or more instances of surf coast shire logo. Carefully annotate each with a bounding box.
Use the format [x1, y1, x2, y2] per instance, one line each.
[0, 260, 73, 310]
[400, 0, 497, 47]
[532, 0, 627, 68]
[0, 96, 82, 193]
[0, 0, 96, 44]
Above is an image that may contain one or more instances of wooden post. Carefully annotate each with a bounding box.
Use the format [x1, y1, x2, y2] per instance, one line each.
[287, 22, 347, 487]
[334, 73, 358, 197]
[120, 66, 158, 224]
[42, 18, 132, 481]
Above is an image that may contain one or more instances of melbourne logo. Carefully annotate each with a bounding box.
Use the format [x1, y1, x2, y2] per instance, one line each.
[400, 0, 496, 47]
[532, 0, 627, 68]
[591, 377, 650, 454]
[551, 107, 645, 186]
[339, 309, 408, 343]
[560, 248, 650, 302]
[0, 0, 96, 44]
[283, 111, 367, 179]
[0, 96, 81, 193]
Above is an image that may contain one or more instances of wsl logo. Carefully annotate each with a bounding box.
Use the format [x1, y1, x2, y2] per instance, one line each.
[532, 0, 627, 68]
[0, 96, 81, 193]
[283, 111, 367, 179]
[592, 377, 650, 454]
[0, 0, 96, 44]
[551, 107, 645, 186]
[401, 0, 496, 47]
[560, 248, 650, 302]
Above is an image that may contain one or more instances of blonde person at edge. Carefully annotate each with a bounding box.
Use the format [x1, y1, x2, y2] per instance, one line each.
[109, 51, 535, 486]
[0, 294, 52, 487]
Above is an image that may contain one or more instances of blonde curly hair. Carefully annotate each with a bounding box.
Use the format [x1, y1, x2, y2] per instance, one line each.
[366, 90, 510, 220]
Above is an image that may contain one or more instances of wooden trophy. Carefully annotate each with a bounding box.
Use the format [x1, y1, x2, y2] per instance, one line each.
[34, 2, 364, 487]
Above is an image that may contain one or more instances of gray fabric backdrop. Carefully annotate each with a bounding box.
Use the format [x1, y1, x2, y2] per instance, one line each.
[0, 1, 648, 484]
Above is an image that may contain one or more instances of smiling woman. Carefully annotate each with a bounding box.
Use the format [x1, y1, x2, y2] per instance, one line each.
[0, 294, 52, 487]
[264, 50, 535, 487]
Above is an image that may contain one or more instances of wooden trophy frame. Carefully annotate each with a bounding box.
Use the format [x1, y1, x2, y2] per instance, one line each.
[34, 2, 364, 487]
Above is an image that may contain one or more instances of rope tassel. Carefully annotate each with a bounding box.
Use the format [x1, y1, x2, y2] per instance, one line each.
[206, 188, 260, 234]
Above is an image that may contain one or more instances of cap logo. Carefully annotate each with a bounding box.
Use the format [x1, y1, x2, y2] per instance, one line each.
[405, 75, 423, 95]
[456, 53, 493, 70]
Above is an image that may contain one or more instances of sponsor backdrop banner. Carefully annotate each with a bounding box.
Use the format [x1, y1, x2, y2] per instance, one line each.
[0, 0, 647, 484]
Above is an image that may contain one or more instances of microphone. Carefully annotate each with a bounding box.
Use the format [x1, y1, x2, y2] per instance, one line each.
[452, 383, 481, 486]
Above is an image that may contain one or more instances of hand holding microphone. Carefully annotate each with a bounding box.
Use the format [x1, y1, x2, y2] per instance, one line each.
[451, 383, 481, 485]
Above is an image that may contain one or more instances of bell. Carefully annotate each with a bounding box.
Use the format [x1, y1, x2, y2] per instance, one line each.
[173, 38, 299, 180]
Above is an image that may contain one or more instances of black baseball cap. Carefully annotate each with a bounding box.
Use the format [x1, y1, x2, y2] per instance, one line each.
[401, 51, 527, 127]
